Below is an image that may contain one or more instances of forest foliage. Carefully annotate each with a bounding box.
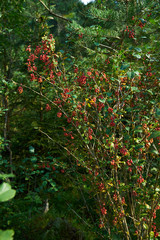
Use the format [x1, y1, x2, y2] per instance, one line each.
[0, 0, 160, 239]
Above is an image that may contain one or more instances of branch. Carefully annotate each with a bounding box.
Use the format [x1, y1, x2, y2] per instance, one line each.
[79, 11, 109, 22]
[66, 202, 105, 239]
[99, 43, 118, 52]
[81, 44, 110, 55]
[105, 35, 121, 40]
[38, 0, 72, 23]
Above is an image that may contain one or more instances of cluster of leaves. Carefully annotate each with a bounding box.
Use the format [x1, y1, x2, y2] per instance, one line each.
[24, 2, 160, 238]
[0, 0, 160, 239]
[0, 173, 16, 240]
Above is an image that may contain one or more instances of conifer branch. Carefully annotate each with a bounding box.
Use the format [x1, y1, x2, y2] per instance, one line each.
[38, 0, 72, 23]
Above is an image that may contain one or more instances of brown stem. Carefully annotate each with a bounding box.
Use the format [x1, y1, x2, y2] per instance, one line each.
[38, 0, 72, 23]
[114, 169, 131, 240]
[2, 48, 13, 174]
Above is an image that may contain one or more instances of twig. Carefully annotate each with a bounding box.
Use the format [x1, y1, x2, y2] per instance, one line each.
[81, 44, 110, 55]
[66, 202, 105, 239]
[99, 43, 118, 52]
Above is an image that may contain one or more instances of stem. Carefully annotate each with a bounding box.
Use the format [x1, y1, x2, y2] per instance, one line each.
[38, 0, 72, 23]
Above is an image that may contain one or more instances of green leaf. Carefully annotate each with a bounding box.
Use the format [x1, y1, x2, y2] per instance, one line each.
[127, 71, 134, 79]
[132, 53, 141, 59]
[139, 18, 147, 24]
[150, 231, 154, 238]
[134, 71, 140, 76]
[120, 63, 130, 70]
[148, 131, 160, 140]
[94, 42, 99, 46]
[125, 127, 130, 131]
[29, 146, 35, 153]
[143, 223, 148, 229]
[31, 156, 37, 162]
[135, 47, 142, 52]
[131, 87, 140, 92]
[135, 144, 144, 150]
[134, 129, 142, 133]
[98, 98, 105, 103]
[106, 92, 112, 97]
[147, 89, 153, 95]
[0, 174, 15, 180]
[149, 149, 159, 155]
[0, 183, 16, 202]
[126, 107, 132, 112]
[0, 230, 14, 240]
[151, 167, 158, 172]
[155, 108, 160, 118]
[31, 122, 38, 128]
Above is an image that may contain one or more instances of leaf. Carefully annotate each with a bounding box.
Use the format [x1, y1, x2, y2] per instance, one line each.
[135, 47, 142, 52]
[151, 167, 158, 172]
[72, 95, 78, 99]
[31, 156, 37, 162]
[125, 127, 130, 131]
[98, 98, 105, 103]
[135, 144, 144, 150]
[147, 89, 153, 95]
[141, 36, 147, 39]
[0, 183, 16, 202]
[0, 174, 15, 180]
[143, 223, 148, 229]
[134, 71, 140, 76]
[148, 131, 160, 140]
[0, 230, 14, 240]
[94, 42, 99, 46]
[134, 129, 142, 133]
[149, 149, 159, 155]
[120, 63, 130, 70]
[132, 52, 141, 59]
[139, 18, 147, 24]
[150, 231, 154, 238]
[31, 122, 38, 128]
[131, 87, 140, 92]
[29, 146, 35, 153]
[106, 92, 112, 97]
[127, 71, 134, 79]
[155, 108, 160, 118]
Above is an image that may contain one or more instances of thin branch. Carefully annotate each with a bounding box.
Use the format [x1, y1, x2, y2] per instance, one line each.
[38, 0, 72, 23]
[105, 35, 121, 40]
[99, 43, 118, 52]
[66, 202, 105, 239]
[38, 129, 89, 171]
[81, 44, 110, 55]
